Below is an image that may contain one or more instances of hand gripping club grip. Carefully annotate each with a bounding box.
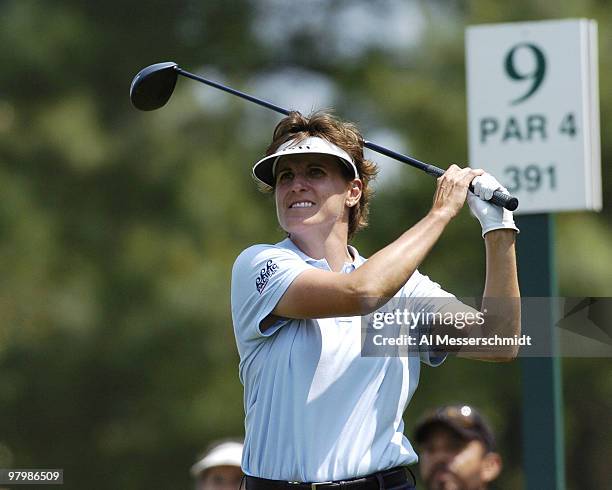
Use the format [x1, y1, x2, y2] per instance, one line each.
[361, 141, 519, 212]
[425, 166, 519, 211]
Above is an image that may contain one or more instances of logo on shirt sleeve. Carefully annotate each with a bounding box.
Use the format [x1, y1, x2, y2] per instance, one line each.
[255, 260, 279, 294]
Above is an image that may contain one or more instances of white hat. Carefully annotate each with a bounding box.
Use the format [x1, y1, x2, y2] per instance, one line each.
[190, 441, 243, 477]
[252, 136, 359, 187]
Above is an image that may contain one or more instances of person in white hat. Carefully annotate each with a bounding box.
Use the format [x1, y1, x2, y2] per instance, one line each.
[191, 440, 244, 490]
[231, 111, 520, 489]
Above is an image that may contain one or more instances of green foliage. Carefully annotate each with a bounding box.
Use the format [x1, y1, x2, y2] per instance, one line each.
[0, 1, 610, 489]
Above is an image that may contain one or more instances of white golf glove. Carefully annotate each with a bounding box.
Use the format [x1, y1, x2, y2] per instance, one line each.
[467, 173, 519, 237]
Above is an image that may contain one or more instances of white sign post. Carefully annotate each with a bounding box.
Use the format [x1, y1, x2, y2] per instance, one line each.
[466, 19, 601, 214]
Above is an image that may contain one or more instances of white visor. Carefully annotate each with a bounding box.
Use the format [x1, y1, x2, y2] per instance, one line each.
[190, 441, 243, 477]
[252, 136, 359, 187]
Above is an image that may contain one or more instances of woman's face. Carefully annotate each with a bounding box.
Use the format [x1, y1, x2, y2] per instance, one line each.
[274, 154, 357, 238]
[196, 465, 243, 490]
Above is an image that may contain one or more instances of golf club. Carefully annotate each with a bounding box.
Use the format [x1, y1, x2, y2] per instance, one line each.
[130, 62, 519, 211]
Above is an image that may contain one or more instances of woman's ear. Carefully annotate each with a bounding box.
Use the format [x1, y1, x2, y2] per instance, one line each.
[346, 179, 363, 207]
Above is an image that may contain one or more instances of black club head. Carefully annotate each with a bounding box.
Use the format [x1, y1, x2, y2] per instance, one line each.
[130, 61, 179, 111]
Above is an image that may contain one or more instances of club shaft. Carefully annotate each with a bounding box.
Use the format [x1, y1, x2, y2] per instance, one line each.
[177, 68, 438, 174]
[176, 68, 291, 116]
[362, 140, 438, 175]
[174, 67, 518, 211]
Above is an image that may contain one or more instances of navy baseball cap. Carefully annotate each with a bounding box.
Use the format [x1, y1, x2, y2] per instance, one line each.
[414, 405, 496, 452]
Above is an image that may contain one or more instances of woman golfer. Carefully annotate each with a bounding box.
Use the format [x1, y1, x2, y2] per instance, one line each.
[231, 111, 520, 489]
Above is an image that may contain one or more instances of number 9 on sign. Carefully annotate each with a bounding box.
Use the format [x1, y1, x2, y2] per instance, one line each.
[504, 43, 547, 105]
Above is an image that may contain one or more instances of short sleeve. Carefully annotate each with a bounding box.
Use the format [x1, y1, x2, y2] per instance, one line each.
[231, 244, 312, 347]
[402, 270, 456, 367]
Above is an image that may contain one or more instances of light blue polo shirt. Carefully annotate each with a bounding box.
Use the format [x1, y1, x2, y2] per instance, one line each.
[231, 238, 455, 482]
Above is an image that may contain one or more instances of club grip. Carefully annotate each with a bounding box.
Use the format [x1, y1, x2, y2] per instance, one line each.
[489, 189, 519, 211]
[426, 165, 519, 211]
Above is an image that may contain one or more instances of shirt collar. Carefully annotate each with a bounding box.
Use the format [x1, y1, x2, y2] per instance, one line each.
[277, 237, 362, 272]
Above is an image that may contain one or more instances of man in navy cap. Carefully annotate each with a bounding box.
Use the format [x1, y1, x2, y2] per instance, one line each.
[414, 405, 502, 490]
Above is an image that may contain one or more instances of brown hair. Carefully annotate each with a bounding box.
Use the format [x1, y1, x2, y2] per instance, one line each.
[260, 110, 378, 240]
